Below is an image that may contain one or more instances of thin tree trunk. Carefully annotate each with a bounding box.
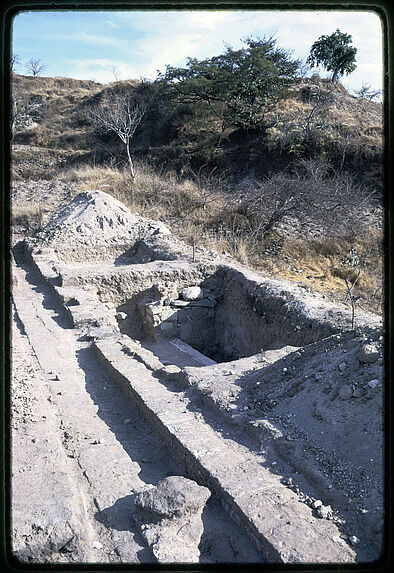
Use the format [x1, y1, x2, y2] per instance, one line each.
[126, 138, 135, 179]
[11, 96, 17, 137]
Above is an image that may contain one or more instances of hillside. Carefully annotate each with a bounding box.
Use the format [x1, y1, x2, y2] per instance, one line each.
[12, 73, 383, 185]
[11, 73, 383, 313]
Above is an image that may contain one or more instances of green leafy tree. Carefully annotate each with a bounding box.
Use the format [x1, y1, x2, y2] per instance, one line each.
[157, 36, 299, 132]
[307, 29, 357, 83]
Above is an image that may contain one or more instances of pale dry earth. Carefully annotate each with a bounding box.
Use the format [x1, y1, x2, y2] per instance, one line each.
[10, 179, 385, 565]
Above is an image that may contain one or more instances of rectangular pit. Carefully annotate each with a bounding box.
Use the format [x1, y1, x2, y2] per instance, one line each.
[21, 242, 347, 365]
[107, 265, 341, 363]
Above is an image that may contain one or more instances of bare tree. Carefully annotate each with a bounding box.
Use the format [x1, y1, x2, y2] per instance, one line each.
[297, 58, 312, 78]
[11, 94, 40, 136]
[26, 58, 46, 77]
[11, 54, 21, 71]
[355, 83, 382, 101]
[108, 65, 121, 82]
[344, 269, 361, 329]
[85, 87, 147, 178]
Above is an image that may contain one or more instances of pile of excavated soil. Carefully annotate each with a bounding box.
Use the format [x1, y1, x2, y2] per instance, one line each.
[30, 190, 172, 262]
[40, 189, 170, 243]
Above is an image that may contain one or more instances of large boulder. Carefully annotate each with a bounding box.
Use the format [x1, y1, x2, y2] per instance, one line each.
[133, 476, 211, 563]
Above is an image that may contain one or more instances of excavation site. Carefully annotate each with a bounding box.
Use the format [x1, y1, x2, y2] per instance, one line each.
[11, 190, 384, 564]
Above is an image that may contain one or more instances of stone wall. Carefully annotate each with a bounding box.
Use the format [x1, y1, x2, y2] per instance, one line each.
[117, 275, 222, 357]
[114, 265, 343, 362]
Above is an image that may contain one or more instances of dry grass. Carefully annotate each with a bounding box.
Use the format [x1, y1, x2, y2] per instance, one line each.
[12, 203, 45, 230]
[265, 231, 383, 312]
[61, 161, 382, 313]
[266, 77, 383, 162]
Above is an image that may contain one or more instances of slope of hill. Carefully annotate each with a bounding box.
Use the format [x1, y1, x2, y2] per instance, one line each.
[11, 73, 383, 187]
[11, 73, 383, 313]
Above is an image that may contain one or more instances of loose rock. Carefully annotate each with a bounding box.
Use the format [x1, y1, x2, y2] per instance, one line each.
[134, 476, 211, 563]
[358, 344, 379, 364]
[134, 475, 210, 518]
[338, 384, 353, 400]
[316, 504, 333, 520]
[181, 286, 204, 301]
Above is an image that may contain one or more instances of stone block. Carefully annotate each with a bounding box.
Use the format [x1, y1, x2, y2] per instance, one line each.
[145, 302, 162, 316]
[184, 307, 208, 320]
[160, 322, 175, 333]
[188, 298, 217, 308]
[181, 286, 204, 301]
[160, 307, 178, 322]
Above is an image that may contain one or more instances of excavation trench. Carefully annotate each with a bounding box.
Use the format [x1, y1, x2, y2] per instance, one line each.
[12, 250, 265, 564]
[12, 190, 382, 563]
[57, 259, 340, 365]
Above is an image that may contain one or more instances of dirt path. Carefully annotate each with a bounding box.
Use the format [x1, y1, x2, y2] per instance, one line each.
[11, 256, 263, 564]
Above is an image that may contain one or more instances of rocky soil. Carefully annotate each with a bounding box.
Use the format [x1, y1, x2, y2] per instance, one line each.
[9, 174, 385, 565]
[178, 329, 384, 553]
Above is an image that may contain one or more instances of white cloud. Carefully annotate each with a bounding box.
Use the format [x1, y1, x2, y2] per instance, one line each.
[131, 32, 215, 78]
[66, 58, 136, 83]
[64, 32, 128, 49]
[115, 9, 383, 89]
[14, 9, 383, 92]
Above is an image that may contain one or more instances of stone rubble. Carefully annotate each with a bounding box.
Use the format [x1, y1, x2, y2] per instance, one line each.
[11, 188, 384, 564]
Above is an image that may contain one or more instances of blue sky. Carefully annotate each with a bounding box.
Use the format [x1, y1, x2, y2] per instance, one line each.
[12, 9, 383, 96]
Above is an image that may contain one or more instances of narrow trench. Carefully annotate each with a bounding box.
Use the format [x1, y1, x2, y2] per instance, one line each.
[13, 252, 266, 563]
[75, 343, 265, 563]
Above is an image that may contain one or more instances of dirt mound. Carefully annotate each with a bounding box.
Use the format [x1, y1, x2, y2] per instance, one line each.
[34, 190, 172, 262]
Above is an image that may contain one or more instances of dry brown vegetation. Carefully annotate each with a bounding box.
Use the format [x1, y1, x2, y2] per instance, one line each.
[52, 161, 382, 314]
[12, 203, 45, 230]
[11, 73, 383, 315]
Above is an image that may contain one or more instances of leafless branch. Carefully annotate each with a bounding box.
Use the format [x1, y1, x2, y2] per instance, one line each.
[84, 88, 147, 178]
